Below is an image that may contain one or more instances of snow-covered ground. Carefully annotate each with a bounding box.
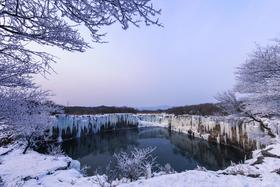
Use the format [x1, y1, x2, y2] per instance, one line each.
[1, 117, 280, 187]
[0, 143, 280, 187]
[120, 144, 280, 187]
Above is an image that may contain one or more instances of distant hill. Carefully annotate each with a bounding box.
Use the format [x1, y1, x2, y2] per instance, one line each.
[64, 105, 138, 115]
[164, 103, 225, 116]
[63, 103, 225, 116]
[136, 105, 171, 111]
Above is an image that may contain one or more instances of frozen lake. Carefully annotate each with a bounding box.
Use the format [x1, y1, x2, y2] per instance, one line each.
[61, 127, 250, 176]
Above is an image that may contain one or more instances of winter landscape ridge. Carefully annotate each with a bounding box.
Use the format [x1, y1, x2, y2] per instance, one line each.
[1, 0, 280, 187]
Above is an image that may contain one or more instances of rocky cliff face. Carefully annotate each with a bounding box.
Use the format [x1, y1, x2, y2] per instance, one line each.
[52, 114, 273, 152]
[166, 115, 261, 152]
[138, 114, 272, 152]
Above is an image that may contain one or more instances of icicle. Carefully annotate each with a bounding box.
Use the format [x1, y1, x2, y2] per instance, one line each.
[216, 134, 220, 144]
[58, 124, 62, 142]
[58, 136, 62, 143]
[236, 122, 240, 143]
[77, 119, 81, 138]
[54, 113, 262, 152]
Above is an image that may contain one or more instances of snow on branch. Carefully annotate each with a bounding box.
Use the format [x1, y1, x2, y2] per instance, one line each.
[216, 40, 280, 138]
[215, 90, 243, 115]
[0, 0, 161, 51]
[0, 0, 161, 152]
[0, 87, 59, 153]
[235, 41, 280, 116]
[0, 0, 161, 87]
[114, 147, 158, 181]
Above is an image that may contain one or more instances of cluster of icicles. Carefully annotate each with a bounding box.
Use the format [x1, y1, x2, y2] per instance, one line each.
[52, 113, 265, 149]
[51, 114, 140, 142]
[167, 115, 264, 149]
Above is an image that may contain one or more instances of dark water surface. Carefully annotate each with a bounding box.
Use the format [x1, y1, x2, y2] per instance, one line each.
[61, 127, 249, 176]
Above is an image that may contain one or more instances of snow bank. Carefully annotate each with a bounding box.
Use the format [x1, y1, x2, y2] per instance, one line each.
[1, 143, 280, 187]
[0, 148, 71, 186]
[0, 145, 105, 187]
[119, 170, 257, 187]
[118, 169, 279, 187]
[118, 141, 280, 187]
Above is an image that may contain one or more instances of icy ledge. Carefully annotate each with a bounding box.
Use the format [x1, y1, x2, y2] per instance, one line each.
[53, 114, 277, 151]
[0, 143, 280, 187]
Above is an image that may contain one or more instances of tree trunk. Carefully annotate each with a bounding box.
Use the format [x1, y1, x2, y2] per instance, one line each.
[22, 132, 34, 154]
[23, 140, 31, 154]
[245, 112, 276, 138]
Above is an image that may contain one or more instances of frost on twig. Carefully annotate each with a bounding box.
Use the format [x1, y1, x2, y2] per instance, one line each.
[215, 39, 280, 138]
[0, 0, 162, 153]
[47, 144, 64, 157]
[113, 146, 158, 181]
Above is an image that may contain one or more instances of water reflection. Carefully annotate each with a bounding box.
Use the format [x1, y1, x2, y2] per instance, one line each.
[61, 127, 250, 176]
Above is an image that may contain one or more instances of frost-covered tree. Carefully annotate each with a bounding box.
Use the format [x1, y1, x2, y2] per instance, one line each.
[0, 0, 161, 110]
[0, 87, 59, 153]
[0, 0, 161, 150]
[235, 42, 280, 116]
[215, 90, 242, 115]
[0, 0, 161, 87]
[114, 147, 157, 181]
[216, 90, 276, 138]
[0, 0, 161, 98]
[216, 41, 280, 138]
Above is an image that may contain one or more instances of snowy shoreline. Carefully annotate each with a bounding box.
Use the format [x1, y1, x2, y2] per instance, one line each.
[53, 113, 276, 152]
[1, 114, 280, 187]
[1, 142, 280, 187]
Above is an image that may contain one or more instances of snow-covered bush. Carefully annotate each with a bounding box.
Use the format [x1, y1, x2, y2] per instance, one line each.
[0, 87, 58, 153]
[160, 163, 175, 174]
[195, 165, 207, 172]
[81, 165, 91, 176]
[0, 123, 14, 146]
[95, 162, 118, 186]
[114, 147, 158, 181]
[47, 144, 64, 156]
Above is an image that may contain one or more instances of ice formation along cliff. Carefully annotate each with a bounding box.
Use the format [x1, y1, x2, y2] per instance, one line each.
[52, 114, 278, 152]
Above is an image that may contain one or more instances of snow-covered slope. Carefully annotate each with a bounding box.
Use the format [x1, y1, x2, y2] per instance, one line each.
[1, 143, 280, 187]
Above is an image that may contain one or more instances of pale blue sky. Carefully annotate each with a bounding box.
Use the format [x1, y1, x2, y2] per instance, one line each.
[36, 0, 280, 107]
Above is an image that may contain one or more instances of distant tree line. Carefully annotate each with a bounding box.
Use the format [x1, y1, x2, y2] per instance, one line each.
[63, 106, 138, 115]
[162, 103, 225, 116]
[63, 103, 225, 116]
